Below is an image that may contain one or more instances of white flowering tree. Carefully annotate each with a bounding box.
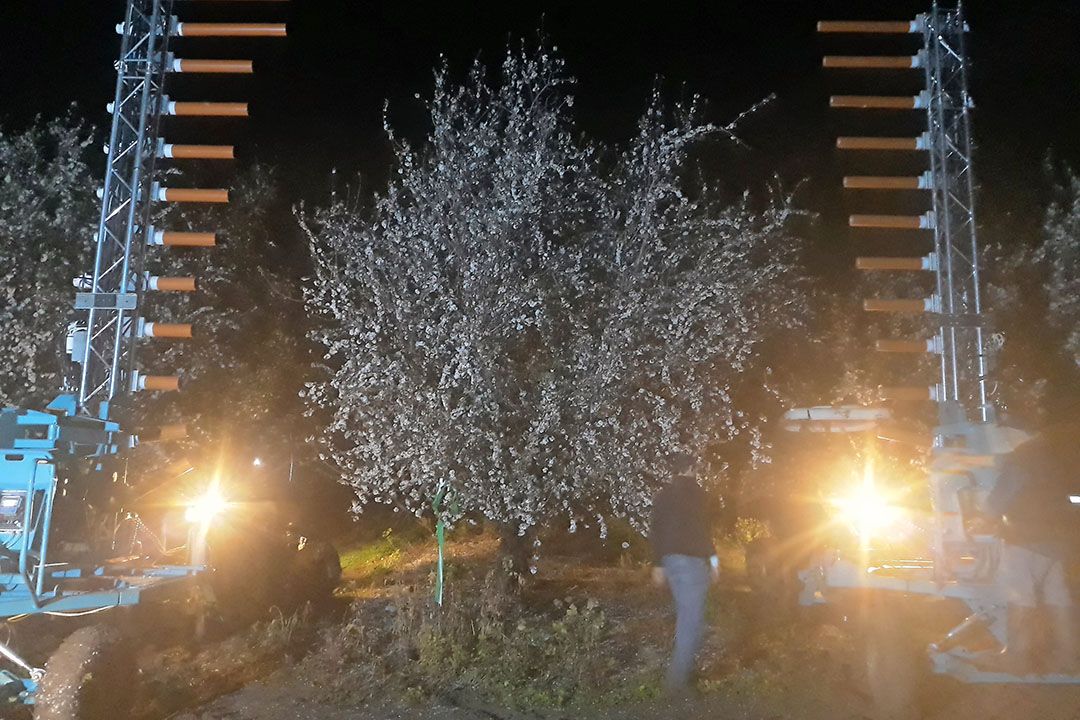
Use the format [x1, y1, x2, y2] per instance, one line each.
[562, 98, 805, 534]
[303, 45, 805, 563]
[1040, 168, 1080, 365]
[303, 48, 589, 549]
[983, 164, 1080, 422]
[0, 116, 96, 407]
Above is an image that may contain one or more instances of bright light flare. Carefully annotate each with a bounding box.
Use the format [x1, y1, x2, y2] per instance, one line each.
[185, 485, 228, 524]
[829, 460, 905, 545]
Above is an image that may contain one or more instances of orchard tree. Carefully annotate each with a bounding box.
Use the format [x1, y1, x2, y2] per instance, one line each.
[984, 163, 1080, 422]
[302, 48, 590, 548]
[0, 116, 96, 407]
[562, 96, 805, 534]
[303, 44, 806, 559]
[1039, 167, 1080, 364]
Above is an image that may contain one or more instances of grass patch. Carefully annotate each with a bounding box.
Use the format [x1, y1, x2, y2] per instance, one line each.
[339, 529, 405, 584]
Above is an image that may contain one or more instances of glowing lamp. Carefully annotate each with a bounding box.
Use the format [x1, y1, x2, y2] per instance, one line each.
[185, 488, 228, 524]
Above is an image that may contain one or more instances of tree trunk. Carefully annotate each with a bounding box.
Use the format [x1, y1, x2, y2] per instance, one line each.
[497, 523, 533, 584]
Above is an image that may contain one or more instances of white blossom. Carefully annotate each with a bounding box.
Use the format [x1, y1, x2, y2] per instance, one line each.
[0, 115, 95, 407]
[1039, 168, 1080, 363]
[302, 45, 805, 535]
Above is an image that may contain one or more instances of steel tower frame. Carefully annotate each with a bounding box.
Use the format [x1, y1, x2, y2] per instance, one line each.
[922, 2, 994, 427]
[77, 0, 174, 419]
[0, 3, 287, 705]
[804, 1, 1080, 685]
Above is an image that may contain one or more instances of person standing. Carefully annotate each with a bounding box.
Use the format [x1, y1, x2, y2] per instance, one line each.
[986, 421, 1080, 674]
[649, 453, 720, 692]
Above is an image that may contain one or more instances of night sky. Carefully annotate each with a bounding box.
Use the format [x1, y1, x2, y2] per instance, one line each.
[2, 1, 1079, 265]
[0, 2, 1077, 509]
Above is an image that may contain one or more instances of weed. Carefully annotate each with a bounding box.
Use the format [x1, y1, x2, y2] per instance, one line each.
[326, 567, 626, 709]
[403, 685, 427, 705]
[256, 605, 311, 651]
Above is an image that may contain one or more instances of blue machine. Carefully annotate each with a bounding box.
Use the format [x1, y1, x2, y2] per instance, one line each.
[0, 1, 285, 712]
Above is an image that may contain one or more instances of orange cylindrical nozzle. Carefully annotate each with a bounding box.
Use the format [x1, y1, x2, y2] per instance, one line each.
[161, 144, 235, 160]
[878, 386, 933, 402]
[156, 231, 217, 247]
[144, 322, 193, 339]
[844, 176, 922, 190]
[850, 214, 929, 229]
[837, 136, 922, 151]
[864, 298, 930, 314]
[175, 22, 287, 37]
[149, 276, 197, 292]
[831, 95, 919, 110]
[140, 375, 181, 392]
[817, 21, 917, 34]
[173, 59, 254, 74]
[160, 188, 229, 203]
[823, 56, 918, 69]
[168, 102, 249, 117]
[856, 256, 930, 271]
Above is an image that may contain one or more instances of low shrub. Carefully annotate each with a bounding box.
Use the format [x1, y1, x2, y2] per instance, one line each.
[323, 567, 642, 709]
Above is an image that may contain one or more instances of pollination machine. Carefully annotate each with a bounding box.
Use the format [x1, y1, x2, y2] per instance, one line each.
[0, 1, 286, 715]
[787, 1, 1080, 687]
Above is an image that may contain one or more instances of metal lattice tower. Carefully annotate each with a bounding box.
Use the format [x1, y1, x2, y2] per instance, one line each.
[922, 5, 993, 426]
[73, 2, 286, 421]
[77, 0, 174, 418]
[819, 2, 993, 433]
[795, 10, 1080, 683]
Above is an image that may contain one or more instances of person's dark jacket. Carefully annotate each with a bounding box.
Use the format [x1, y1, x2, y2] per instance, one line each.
[987, 424, 1080, 555]
[650, 476, 717, 562]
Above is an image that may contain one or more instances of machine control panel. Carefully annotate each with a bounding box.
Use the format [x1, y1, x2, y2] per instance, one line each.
[0, 492, 27, 532]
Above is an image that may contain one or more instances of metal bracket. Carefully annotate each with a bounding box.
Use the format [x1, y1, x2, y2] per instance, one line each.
[0, 640, 44, 684]
[931, 651, 1080, 685]
[74, 293, 138, 311]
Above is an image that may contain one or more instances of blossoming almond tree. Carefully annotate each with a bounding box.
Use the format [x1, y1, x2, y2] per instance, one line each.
[302, 44, 805, 566]
[0, 116, 96, 408]
[303, 47, 588, 543]
[1040, 168, 1080, 365]
[564, 98, 805, 535]
[983, 164, 1080, 422]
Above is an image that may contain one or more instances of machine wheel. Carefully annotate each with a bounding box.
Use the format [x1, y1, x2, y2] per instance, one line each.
[34, 625, 136, 720]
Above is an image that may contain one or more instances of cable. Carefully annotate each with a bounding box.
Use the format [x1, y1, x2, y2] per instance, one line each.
[43, 605, 116, 618]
